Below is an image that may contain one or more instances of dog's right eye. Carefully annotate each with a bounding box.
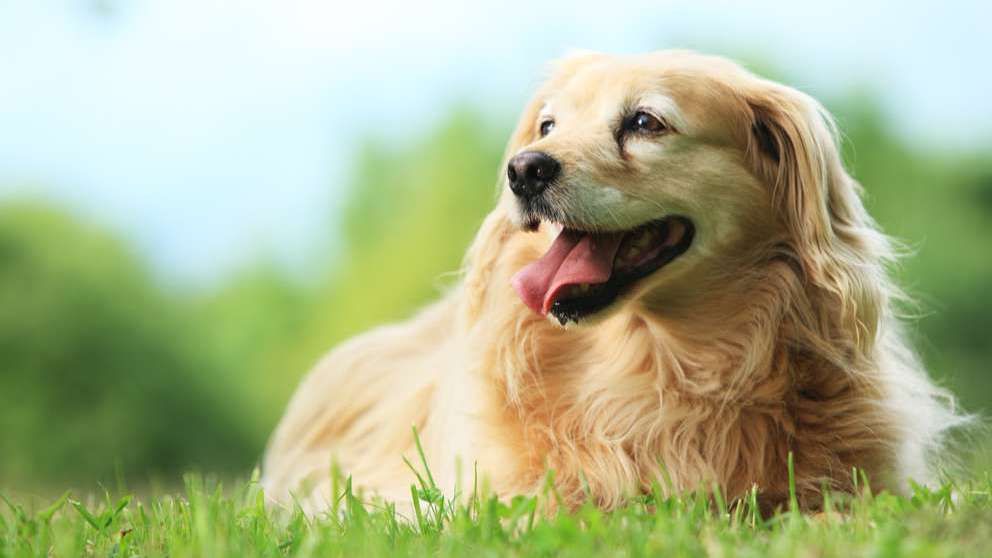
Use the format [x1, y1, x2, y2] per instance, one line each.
[539, 119, 555, 137]
[623, 111, 667, 135]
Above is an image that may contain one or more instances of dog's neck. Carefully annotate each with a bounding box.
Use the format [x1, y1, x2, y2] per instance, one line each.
[456, 214, 896, 505]
[461, 251, 805, 504]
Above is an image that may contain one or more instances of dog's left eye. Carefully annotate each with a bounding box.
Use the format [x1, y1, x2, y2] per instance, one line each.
[625, 111, 666, 134]
[539, 119, 555, 137]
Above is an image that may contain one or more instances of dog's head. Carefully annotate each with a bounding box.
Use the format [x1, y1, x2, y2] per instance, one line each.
[501, 50, 860, 326]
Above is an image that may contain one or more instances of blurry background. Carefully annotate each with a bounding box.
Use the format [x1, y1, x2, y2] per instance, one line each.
[1, 0, 990, 491]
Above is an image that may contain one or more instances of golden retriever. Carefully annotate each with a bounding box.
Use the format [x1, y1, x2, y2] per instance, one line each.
[262, 50, 964, 513]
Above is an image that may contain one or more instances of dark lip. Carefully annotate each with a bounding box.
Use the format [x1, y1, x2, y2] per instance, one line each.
[548, 217, 695, 325]
[518, 196, 566, 232]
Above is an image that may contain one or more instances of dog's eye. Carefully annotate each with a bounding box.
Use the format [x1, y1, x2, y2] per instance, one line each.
[626, 111, 666, 134]
[539, 119, 555, 137]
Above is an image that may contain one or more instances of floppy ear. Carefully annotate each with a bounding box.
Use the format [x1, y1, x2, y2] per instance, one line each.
[745, 85, 837, 261]
[745, 83, 891, 349]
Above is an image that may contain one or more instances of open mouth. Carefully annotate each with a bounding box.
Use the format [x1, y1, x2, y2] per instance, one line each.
[511, 217, 694, 325]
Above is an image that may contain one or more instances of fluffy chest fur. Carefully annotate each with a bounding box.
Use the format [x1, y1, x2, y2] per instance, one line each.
[451, 215, 902, 512]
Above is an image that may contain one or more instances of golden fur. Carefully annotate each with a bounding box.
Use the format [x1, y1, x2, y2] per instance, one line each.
[262, 50, 964, 513]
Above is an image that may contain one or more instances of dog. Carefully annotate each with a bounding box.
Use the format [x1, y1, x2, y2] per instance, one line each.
[262, 50, 964, 514]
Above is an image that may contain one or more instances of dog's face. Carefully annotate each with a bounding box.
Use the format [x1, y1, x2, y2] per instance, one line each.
[506, 51, 838, 325]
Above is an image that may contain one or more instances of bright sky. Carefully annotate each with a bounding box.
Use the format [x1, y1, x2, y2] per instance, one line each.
[1, 0, 989, 284]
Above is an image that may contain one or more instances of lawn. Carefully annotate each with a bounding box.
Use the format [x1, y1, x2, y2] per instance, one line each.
[3, 466, 991, 558]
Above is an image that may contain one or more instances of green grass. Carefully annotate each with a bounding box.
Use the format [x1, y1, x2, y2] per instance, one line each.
[3, 469, 992, 558]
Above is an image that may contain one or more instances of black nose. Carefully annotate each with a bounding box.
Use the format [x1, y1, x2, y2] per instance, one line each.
[507, 151, 560, 199]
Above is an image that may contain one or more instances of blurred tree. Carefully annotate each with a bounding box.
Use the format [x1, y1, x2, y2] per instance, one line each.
[833, 95, 992, 413]
[192, 263, 311, 438]
[0, 202, 259, 488]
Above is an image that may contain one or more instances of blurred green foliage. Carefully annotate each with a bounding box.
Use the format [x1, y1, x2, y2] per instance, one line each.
[834, 97, 992, 413]
[0, 204, 257, 486]
[0, 95, 989, 489]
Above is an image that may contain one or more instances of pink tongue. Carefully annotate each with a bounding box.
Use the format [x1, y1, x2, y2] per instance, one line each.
[511, 229, 624, 315]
